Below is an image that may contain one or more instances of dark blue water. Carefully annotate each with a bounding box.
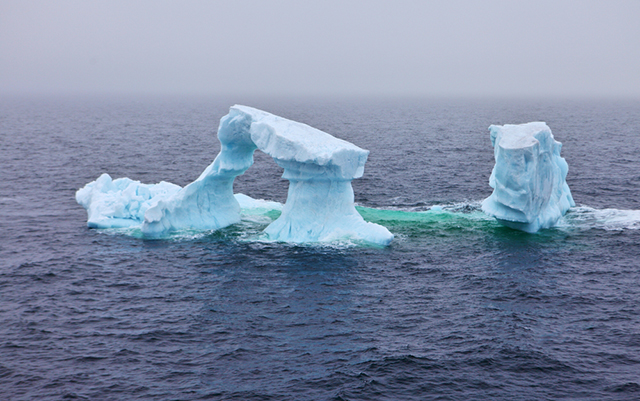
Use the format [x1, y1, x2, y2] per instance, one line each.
[2, 96, 640, 400]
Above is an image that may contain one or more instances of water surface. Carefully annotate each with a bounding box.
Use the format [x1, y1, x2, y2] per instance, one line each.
[1, 96, 639, 400]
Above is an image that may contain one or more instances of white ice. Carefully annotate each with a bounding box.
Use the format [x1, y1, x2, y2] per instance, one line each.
[76, 173, 180, 229]
[481, 122, 575, 233]
[77, 105, 394, 245]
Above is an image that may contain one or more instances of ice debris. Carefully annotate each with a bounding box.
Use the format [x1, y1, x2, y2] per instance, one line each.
[76, 174, 180, 229]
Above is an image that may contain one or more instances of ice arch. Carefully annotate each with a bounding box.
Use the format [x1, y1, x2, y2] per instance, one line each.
[78, 105, 393, 245]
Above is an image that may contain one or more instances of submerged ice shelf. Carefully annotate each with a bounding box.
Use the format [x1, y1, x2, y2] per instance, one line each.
[482, 122, 575, 233]
[77, 105, 394, 246]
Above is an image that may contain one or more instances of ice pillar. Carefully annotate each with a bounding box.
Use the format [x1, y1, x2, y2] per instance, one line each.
[481, 122, 575, 233]
[263, 159, 393, 245]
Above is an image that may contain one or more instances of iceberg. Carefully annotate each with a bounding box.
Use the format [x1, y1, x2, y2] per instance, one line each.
[481, 122, 575, 233]
[77, 105, 394, 245]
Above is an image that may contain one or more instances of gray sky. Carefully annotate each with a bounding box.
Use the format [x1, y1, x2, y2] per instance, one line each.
[1, 0, 639, 98]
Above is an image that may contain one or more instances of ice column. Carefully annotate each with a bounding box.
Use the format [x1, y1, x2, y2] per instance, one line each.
[481, 122, 575, 233]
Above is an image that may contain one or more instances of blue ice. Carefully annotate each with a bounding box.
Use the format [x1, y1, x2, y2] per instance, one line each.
[77, 105, 394, 246]
[482, 122, 575, 233]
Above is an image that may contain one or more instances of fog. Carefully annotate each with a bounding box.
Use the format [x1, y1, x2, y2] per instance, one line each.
[1, 0, 639, 98]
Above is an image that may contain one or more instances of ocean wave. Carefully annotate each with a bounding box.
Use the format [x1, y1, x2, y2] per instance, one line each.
[560, 206, 640, 231]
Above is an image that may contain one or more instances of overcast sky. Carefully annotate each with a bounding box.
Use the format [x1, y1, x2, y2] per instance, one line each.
[1, 0, 639, 98]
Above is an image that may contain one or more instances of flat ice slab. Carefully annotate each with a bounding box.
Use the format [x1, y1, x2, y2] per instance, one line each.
[482, 122, 575, 233]
[237, 105, 369, 180]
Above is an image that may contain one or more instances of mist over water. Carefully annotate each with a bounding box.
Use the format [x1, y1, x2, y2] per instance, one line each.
[1, 96, 640, 400]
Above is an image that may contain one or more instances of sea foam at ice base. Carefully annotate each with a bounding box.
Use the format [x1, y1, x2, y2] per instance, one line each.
[77, 105, 394, 246]
[482, 122, 575, 233]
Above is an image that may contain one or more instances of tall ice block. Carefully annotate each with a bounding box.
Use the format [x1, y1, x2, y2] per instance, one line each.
[482, 122, 575, 233]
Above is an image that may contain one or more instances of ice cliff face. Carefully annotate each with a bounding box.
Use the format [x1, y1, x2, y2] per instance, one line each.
[77, 105, 394, 245]
[481, 122, 575, 233]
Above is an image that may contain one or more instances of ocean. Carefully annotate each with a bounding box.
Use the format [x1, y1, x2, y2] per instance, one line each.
[1, 96, 639, 400]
